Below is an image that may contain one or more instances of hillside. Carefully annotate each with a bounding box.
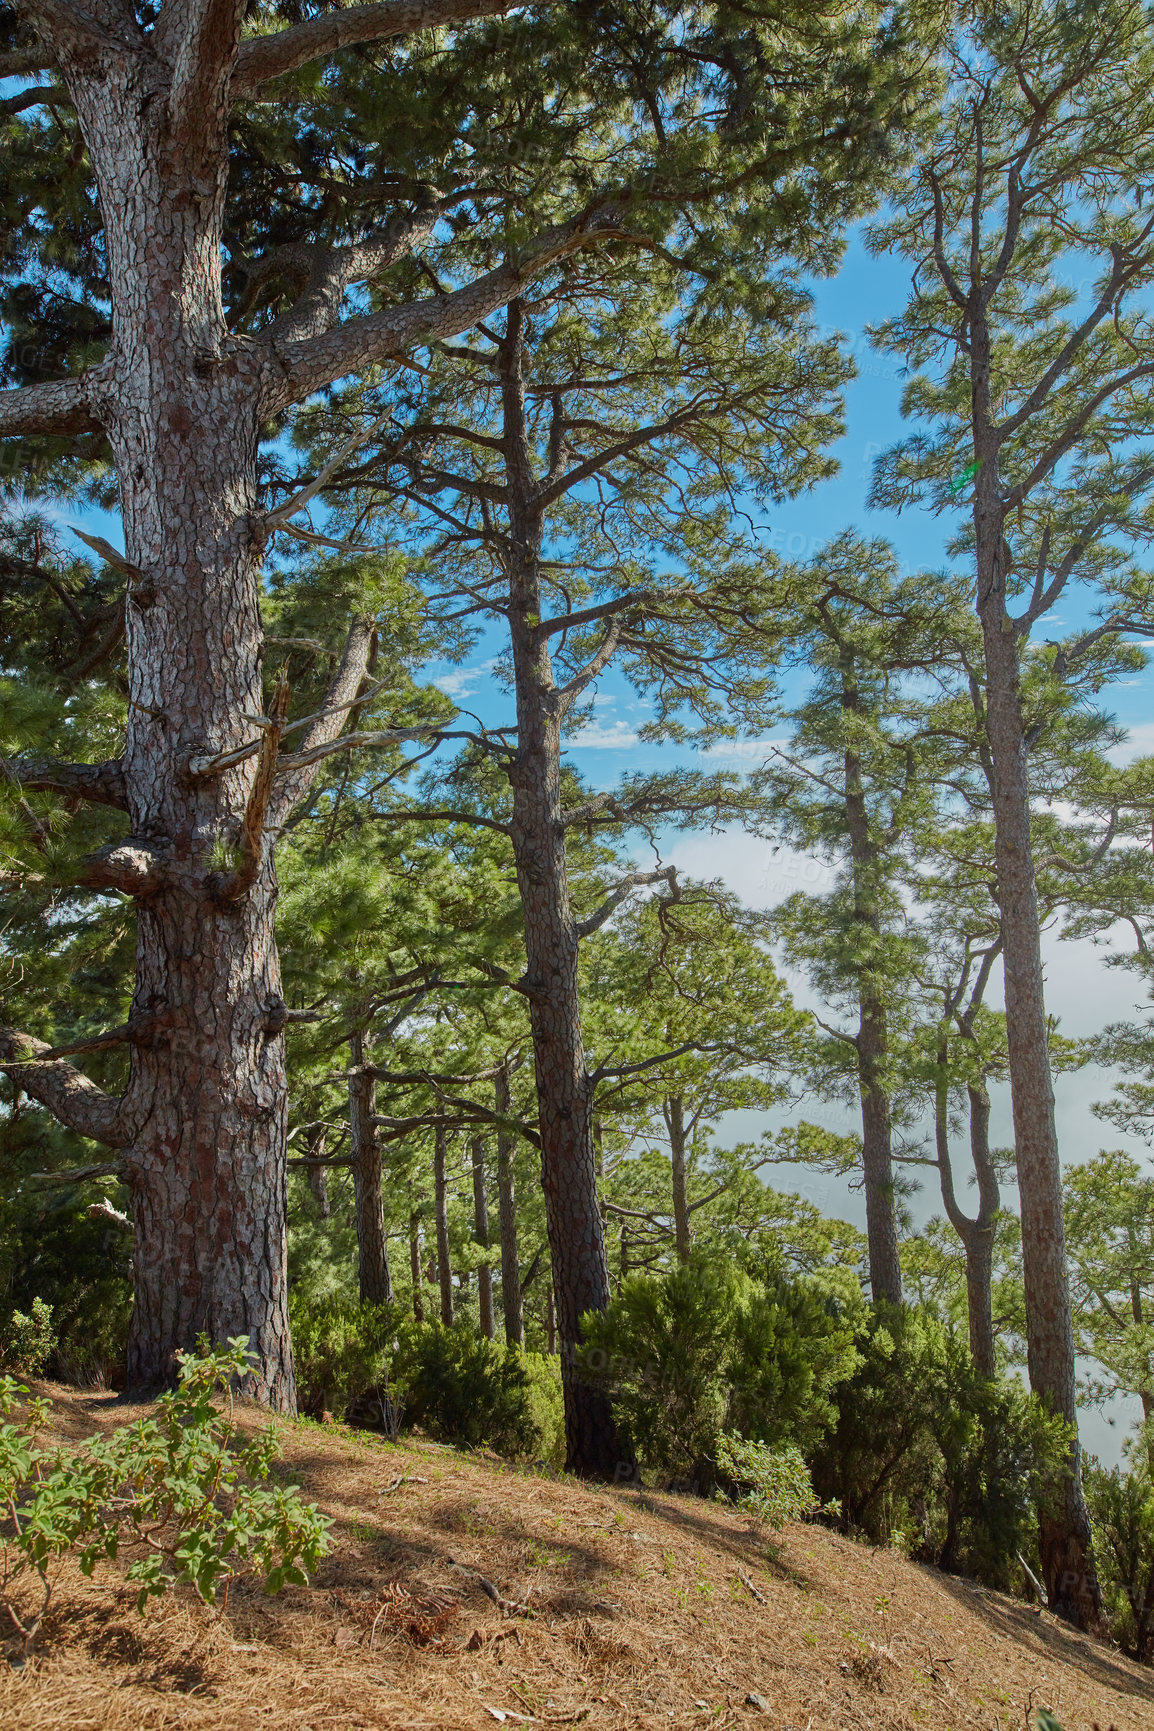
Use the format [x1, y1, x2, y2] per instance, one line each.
[2, 1386, 1150, 1731]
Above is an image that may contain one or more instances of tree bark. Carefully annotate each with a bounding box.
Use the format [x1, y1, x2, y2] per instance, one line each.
[839, 652, 902, 1306]
[666, 1094, 692, 1263]
[38, 29, 300, 1405]
[971, 364, 1100, 1623]
[349, 1029, 392, 1306]
[499, 301, 632, 1478]
[434, 1122, 454, 1326]
[409, 1211, 425, 1322]
[934, 1066, 998, 1379]
[471, 1134, 495, 1339]
[495, 1067, 524, 1346]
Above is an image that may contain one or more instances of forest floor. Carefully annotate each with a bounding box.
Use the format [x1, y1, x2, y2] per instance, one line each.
[2, 1385, 1151, 1731]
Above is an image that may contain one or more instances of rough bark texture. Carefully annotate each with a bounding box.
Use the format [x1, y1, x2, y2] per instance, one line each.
[409, 1212, 425, 1322]
[349, 1029, 392, 1306]
[971, 376, 1100, 1623]
[434, 1122, 454, 1326]
[500, 303, 632, 1478]
[0, 0, 610, 1410]
[665, 1094, 692, 1264]
[495, 1067, 524, 1346]
[471, 1134, 495, 1339]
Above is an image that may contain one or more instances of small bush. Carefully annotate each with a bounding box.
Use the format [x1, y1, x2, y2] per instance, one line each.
[0, 1297, 55, 1375]
[289, 1292, 397, 1424]
[579, 1252, 859, 1486]
[394, 1321, 544, 1457]
[1085, 1448, 1154, 1661]
[716, 1433, 833, 1529]
[0, 1339, 332, 1654]
[809, 1304, 1069, 1588]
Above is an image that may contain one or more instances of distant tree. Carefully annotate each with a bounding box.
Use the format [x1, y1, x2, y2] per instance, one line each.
[870, 0, 1154, 1618]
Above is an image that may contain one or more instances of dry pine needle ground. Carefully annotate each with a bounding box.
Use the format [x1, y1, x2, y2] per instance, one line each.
[1, 1384, 1151, 1731]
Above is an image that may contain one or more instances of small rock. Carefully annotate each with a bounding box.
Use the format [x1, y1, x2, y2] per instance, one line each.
[745, 1693, 772, 1713]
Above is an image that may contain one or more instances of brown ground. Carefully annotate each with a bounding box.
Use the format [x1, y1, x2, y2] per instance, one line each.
[1, 1385, 1151, 1731]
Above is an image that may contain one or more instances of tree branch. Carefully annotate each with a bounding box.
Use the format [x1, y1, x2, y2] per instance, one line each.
[0, 755, 127, 809]
[0, 375, 100, 439]
[575, 866, 677, 941]
[268, 209, 624, 410]
[0, 1031, 127, 1146]
[232, 0, 512, 97]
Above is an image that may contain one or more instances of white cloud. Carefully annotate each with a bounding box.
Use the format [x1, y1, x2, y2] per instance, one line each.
[1107, 720, 1154, 764]
[568, 722, 641, 748]
[430, 659, 496, 699]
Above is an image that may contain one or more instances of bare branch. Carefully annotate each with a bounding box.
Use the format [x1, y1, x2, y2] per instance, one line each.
[232, 0, 512, 97]
[87, 1196, 132, 1233]
[0, 756, 127, 810]
[0, 1030, 127, 1146]
[78, 837, 166, 897]
[0, 375, 99, 439]
[575, 866, 677, 941]
[211, 672, 291, 901]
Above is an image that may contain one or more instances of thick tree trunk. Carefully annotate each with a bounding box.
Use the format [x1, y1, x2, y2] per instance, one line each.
[410, 1212, 425, 1323]
[349, 1030, 392, 1306]
[471, 1135, 495, 1339]
[434, 1123, 454, 1326]
[495, 1068, 524, 1346]
[500, 303, 632, 1478]
[52, 47, 298, 1406]
[666, 1094, 692, 1263]
[973, 450, 1100, 1625]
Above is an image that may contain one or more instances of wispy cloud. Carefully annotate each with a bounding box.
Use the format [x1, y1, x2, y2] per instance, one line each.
[568, 721, 641, 748]
[430, 660, 496, 700]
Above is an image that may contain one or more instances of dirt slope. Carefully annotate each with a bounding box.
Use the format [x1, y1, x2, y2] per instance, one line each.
[2, 1385, 1151, 1731]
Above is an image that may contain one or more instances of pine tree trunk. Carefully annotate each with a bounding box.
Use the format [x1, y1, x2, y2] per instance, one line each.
[841, 692, 901, 1306]
[499, 302, 631, 1478]
[471, 1135, 495, 1339]
[410, 1213, 425, 1323]
[434, 1123, 454, 1326]
[349, 1030, 391, 1306]
[52, 50, 298, 1406]
[935, 1067, 998, 1379]
[666, 1094, 692, 1263]
[495, 1068, 524, 1347]
[972, 435, 1100, 1624]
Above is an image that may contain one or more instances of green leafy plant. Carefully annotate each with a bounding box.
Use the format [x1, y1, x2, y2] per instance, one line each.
[0, 1339, 332, 1653]
[1085, 1447, 1154, 1661]
[0, 1298, 55, 1376]
[716, 1432, 834, 1530]
[394, 1321, 545, 1457]
[289, 1292, 397, 1424]
[579, 1252, 859, 1486]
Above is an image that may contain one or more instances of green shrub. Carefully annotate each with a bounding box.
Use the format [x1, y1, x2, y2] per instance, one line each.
[1085, 1449, 1154, 1661]
[0, 1340, 332, 1654]
[579, 1251, 859, 1486]
[0, 1298, 56, 1375]
[716, 1432, 833, 1529]
[289, 1292, 397, 1424]
[520, 1348, 566, 1466]
[809, 1304, 1069, 1588]
[394, 1321, 544, 1456]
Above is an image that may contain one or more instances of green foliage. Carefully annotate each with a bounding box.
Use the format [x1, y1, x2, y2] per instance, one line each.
[0, 1298, 55, 1376]
[715, 1433, 831, 1530]
[810, 1305, 1070, 1588]
[289, 1292, 396, 1423]
[394, 1322, 547, 1459]
[580, 1251, 859, 1486]
[1085, 1449, 1154, 1661]
[0, 1341, 332, 1653]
